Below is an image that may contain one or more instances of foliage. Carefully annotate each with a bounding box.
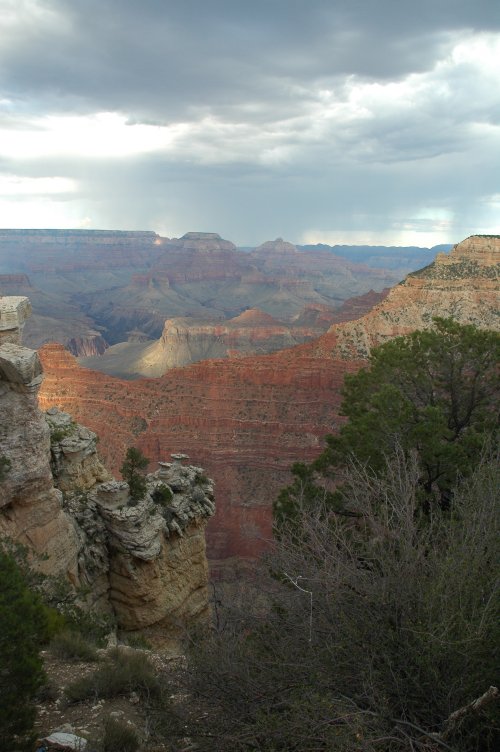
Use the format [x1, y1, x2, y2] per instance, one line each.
[94, 716, 140, 752]
[185, 453, 500, 751]
[0, 538, 113, 643]
[120, 446, 149, 501]
[49, 630, 99, 662]
[0, 550, 49, 751]
[64, 647, 159, 704]
[276, 318, 499, 524]
[0, 454, 11, 482]
[151, 482, 173, 505]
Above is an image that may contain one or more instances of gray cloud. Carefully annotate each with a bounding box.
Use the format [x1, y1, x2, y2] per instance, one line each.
[0, 0, 499, 244]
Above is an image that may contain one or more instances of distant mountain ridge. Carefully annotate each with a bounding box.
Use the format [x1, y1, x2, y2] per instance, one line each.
[298, 243, 453, 270]
[0, 229, 449, 356]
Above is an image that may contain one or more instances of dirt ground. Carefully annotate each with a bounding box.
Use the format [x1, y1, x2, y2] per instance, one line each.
[34, 647, 191, 751]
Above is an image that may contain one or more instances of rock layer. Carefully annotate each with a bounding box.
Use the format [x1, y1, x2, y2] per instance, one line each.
[0, 300, 215, 637]
[38, 236, 500, 574]
[79, 307, 342, 377]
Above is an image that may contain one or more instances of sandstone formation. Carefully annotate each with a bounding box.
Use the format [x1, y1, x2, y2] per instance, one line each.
[0, 298, 215, 638]
[313, 235, 500, 359]
[0, 295, 32, 344]
[38, 236, 500, 575]
[78, 306, 346, 378]
[0, 273, 110, 354]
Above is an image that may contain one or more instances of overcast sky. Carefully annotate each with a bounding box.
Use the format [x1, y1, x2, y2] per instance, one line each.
[0, 0, 499, 246]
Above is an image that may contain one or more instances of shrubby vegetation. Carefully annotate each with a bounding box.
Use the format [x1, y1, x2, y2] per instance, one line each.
[180, 320, 499, 751]
[275, 318, 499, 525]
[120, 446, 149, 501]
[184, 451, 499, 751]
[64, 647, 160, 705]
[0, 549, 49, 751]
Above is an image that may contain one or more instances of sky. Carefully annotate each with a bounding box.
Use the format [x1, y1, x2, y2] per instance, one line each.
[0, 0, 499, 247]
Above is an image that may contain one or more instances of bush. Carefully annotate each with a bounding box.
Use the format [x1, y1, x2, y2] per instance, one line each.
[64, 647, 159, 704]
[50, 630, 99, 662]
[120, 447, 149, 501]
[123, 633, 152, 650]
[185, 453, 500, 751]
[95, 716, 140, 752]
[151, 483, 173, 505]
[0, 550, 49, 750]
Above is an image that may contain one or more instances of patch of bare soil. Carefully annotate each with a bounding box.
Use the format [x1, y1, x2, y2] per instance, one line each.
[34, 647, 189, 751]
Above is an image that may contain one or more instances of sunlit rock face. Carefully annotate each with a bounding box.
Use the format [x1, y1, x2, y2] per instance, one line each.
[0, 309, 80, 580]
[38, 236, 500, 575]
[0, 299, 215, 638]
[315, 235, 500, 359]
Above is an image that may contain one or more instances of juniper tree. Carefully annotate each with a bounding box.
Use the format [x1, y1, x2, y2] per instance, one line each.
[120, 446, 149, 501]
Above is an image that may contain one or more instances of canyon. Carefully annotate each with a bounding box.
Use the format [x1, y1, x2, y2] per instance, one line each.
[0, 296, 215, 640]
[78, 291, 388, 377]
[1, 230, 413, 357]
[38, 235, 500, 575]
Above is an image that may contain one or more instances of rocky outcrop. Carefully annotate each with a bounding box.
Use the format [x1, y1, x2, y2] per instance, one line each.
[0, 338, 80, 579]
[0, 295, 32, 345]
[314, 235, 500, 359]
[0, 298, 215, 638]
[38, 236, 500, 575]
[66, 332, 109, 357]
[78, 307, 340, 377]
[50, 424, 215, 636]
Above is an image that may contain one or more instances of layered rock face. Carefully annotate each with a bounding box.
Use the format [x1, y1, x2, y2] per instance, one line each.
[80, 232, 400, 341]
[78, 307, 346, 377]
[0, 273, 110, 355]
[314, 235, 500, 359]
[0, 298, 215, 637]
[0, 311, 81, 578]
[38, 236, 500, 573]
[47, 414, 215, 637]
[1, 230, 404, 352]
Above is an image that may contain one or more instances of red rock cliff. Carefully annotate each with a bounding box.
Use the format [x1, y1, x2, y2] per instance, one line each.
[38, 235, 500, 573]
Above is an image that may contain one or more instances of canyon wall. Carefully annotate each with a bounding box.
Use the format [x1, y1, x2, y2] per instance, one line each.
[38, 236, 500, 574]
[78, 305, 355, 378]
[0, 297, 215, 638]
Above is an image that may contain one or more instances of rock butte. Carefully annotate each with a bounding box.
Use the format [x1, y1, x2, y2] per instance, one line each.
[0, 300, 215, 641]
[38, 236, 500, 574]
[79, 298, 385, 378]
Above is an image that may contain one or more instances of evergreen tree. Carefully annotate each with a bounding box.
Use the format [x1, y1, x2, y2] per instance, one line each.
[120, 446, 149, 501]
[275, 318, 499, 525]
[0, 550, 49, 750]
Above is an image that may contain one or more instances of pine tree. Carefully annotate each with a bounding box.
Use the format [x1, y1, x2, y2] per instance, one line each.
[0, 550, 49, 750]
[120, 446, 149, 501]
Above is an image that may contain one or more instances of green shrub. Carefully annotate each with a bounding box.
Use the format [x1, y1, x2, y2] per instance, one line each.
[0, 550, 49, 750]
[64, 647, 159, 704]
[97, 717, 140, 752]
[120, 447, 149, 501]
[50, 630, 99, 662]
[151, 483, 173, 505]
[123, 633, 152, 650]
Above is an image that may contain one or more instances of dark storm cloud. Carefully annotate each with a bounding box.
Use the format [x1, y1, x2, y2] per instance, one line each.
[1, 0, 499, 243]
[2, 0, 499, 121]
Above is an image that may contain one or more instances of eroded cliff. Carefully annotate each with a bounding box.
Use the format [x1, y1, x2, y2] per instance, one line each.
[38, 236, 500, 573]
[0, 297, 215, 638]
